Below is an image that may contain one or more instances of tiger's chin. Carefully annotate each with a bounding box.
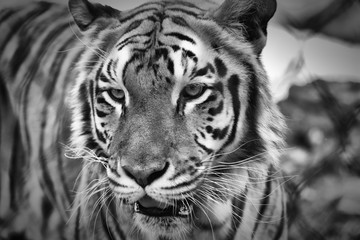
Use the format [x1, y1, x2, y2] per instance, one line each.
[132, 197, 193, 238]
[134, 214, 192, 238]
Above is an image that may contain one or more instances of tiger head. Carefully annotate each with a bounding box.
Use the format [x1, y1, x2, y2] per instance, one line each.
[69, 0, 284, 238]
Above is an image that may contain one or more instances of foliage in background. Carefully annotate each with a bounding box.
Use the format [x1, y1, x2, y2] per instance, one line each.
[279, 80, 360, 239]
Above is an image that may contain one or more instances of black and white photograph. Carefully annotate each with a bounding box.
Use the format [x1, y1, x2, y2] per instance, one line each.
[0, 0, 359, 239]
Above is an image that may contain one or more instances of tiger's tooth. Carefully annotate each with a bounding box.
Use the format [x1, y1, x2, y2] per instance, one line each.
[134, 202, 140, 212]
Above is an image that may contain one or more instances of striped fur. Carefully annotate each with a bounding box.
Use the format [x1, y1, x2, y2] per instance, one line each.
[0, 0, 287, 239]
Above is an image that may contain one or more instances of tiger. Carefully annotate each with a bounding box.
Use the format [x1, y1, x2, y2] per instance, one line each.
[0, 0, 287, 239]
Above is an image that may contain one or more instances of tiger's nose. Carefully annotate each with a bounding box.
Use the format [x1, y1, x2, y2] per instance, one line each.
[122, 162, 169, 188]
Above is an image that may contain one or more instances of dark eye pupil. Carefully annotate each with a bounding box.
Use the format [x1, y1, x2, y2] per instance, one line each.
[184, 84, 203, 97]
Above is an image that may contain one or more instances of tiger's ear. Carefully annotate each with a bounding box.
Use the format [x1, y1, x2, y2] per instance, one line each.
[68, 0, 120, 31]
[211, 0, 276, 54]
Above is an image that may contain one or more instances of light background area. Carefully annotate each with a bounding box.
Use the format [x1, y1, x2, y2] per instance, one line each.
[1, 0, 360, 100]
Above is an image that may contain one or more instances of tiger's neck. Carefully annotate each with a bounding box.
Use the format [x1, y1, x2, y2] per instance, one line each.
[191, 166, 287, 240]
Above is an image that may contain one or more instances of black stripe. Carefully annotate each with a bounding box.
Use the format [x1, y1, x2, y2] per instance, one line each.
[226, 187, 248, 240]
[7, 231, 29, 240]
[221, 74, 241, 150]
[9, 18, 47, 76]
[123, 19, 143, 35]
[117, 39, 136, 51]
[97, 72, 110, 86]
[55, 39, 82, 205]
[85, 137, 100, 152]
[108, 177, 127, 188]
[243, 61, 258, 126]
[122, 53, 141, 82]
[154, 47, 169, 60]
[96, 128, 106, 143]
[170, 16, 189, 27]
[147, 15, 158, 23]
[161, 174, 202, 190]
[56, 119, 72, 205]
[167, 59, 174, 75]
[119, 8, 159, 23]
[0, 2, 53, 60]
[208, 100, 224, 116]
[194, 134, 213, 154]
[272, 201, 285, 240]
[120, 39, 142, 52]
[106, 193, 127, 240]
[106, 59, 115, 80]
[0, 9, 15, 23]
[42, 22, 73, 99]
[112, 59, 119, 78]
[22, 11, 68, 155]
[68, 45, 84, 75]
[49, 34, 76, 86]
[96, 96, 113, 107]
[74, 208, 81, 240]
[207, 63, 215, 73]
[0, 75, 6, 152]
[203, 95, 217, 105]
[39, 105, 57, 203]
[239, 61, 264, 159]
[165, 77, 172, 84]
[84, 47, 104, 74]
[159, 237, 172, 240]
[210, 126, 228, 140]
[116, 30, 153, 50]
[78, 82, 92, 139]
[36, 21, 75, 208]
[0, 76, 5, 205]
[214, 57, 227, 78]
[164, 32, 195, 44]
[192, 65, 209, 78]
[117, 39, 139, 52]
[9, 121, 25, 211]
[89, 79, 100, 147]
[213, 81, 223, 95]
[100, 205, 116, 240]
[96, 109, 108, 118]
[211, 42, 220, 52]
[251, 171, 272, 239]
[139, 38, 152, 48]
[171, 45, 180, 52]
[41, 197, 54, 233]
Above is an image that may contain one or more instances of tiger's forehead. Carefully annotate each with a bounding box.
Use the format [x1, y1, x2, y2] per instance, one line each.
[115, 1, 207, 50]
[105, 4, 213, 89]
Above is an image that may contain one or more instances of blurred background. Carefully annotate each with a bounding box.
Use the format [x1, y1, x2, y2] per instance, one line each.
[1, 0, 360, 239]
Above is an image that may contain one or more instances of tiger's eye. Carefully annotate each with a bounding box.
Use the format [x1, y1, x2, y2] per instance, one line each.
[108, 89, 125, 102]
[183, 84, 205, 98]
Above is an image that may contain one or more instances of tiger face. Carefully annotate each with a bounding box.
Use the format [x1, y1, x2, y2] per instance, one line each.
[102, 30, 246, 236]
[69, 0, 283, 238]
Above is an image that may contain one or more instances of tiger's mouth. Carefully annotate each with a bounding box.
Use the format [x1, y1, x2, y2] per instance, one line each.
[134, 195, 192, 218]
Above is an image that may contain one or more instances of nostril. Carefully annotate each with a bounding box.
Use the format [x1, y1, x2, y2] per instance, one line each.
[147, 162, 169, 185]
[123, 167, 136, 181]
[122, 162, 169, 188]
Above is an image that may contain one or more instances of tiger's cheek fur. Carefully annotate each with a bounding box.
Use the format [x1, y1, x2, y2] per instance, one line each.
[188, 86, 234, 153]
[93, 92, 123, 151]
